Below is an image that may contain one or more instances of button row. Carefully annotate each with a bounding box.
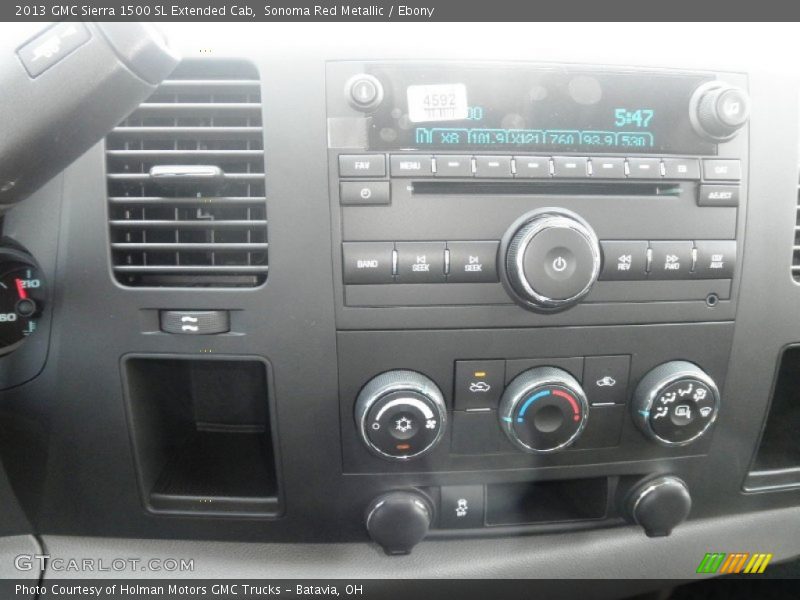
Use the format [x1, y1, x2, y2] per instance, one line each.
[454, 355, 630, 411]
[600, 240, 736, 281]
[340, 154, 741, 181]
[342, 241, 499, 285]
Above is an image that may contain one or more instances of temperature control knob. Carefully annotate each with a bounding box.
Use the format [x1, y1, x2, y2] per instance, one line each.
[355, 370, 447, 461]
[632, 361, 720, 447]
[502, 209, 600, 311]
[690, 81, 750, 141]
[499, 367, 589, 453]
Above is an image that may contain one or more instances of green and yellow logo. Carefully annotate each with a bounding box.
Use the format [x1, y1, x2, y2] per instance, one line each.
[696, 552, 773, 574]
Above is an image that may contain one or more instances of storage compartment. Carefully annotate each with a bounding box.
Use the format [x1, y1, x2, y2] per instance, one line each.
[123, 356, 280, 516]
[485, 478, 608, 526]
[745, 347, 800, 491]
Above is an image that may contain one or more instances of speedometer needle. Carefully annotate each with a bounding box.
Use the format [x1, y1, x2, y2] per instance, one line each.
[15, 278, 27, 300]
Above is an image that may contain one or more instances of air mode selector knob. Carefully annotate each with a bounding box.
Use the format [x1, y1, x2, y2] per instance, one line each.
[632, 361, 720, 447]
[502, 209, 601, 311]
[355, 370, 447, 461]
[499, 367, 589, 453]
[690, 81, 750, 141]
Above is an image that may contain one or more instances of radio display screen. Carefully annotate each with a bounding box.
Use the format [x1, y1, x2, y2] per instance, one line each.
[366, 66, 716, 155]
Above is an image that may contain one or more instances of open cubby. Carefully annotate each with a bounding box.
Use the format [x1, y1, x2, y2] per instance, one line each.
[745, 347, 800, 491]
[123, 357, 280, 516]
[486, 478, 608, 526]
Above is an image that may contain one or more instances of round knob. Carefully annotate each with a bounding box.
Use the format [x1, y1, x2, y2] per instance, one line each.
[632, 361, 720, 447]
[498, 367, 589, 453]
[502, 209, 600, 311]
[690, 81, 750, 141]
[345, 73, 384, 111]
[626, 476, 691, 537]
[355, 370, 446, 461]
[365, 491, 432, 555]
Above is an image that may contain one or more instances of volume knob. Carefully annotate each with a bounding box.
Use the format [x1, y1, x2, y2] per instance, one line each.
[502, 209, 600, 311]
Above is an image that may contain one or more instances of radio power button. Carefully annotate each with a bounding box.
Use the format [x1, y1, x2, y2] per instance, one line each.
[502, 209, 601, 311]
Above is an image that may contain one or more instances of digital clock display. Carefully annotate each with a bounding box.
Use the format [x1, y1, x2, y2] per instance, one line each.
[366, 66, 716, 155]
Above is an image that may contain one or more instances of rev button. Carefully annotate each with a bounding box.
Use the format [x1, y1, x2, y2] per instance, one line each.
[599, 241, 648, 281]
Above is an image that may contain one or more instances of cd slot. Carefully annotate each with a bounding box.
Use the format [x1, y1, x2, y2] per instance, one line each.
[411, 181, 684, 197]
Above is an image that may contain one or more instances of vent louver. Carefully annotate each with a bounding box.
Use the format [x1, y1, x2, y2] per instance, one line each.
[106, 60, 267, 287]
[795, 171, 800, 282]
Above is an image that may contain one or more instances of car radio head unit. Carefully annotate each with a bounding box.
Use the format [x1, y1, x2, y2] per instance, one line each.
[363, 66, 719, 155]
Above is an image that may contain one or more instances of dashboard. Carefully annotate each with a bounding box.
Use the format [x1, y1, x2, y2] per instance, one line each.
[0, 22, 799, 590]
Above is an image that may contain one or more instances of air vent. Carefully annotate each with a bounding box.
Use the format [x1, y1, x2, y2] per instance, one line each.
[106, 60, 267, 287]
[795, 171, 800, 282]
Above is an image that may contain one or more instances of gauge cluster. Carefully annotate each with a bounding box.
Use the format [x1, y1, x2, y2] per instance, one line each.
[0, 245, 44, 355]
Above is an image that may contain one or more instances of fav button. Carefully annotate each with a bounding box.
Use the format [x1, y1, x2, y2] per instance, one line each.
[339, 154, 386, 177]
[599, 241, 648, 280]
[396, 242, 446, 283]
[583, 355, 630, 405]
[648, 241, 694, 279]
[454, 359, 505, 410]
[447, 241, 499, 283]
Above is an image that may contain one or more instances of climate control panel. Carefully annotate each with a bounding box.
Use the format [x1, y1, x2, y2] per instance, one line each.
[350, 354, 722, 467]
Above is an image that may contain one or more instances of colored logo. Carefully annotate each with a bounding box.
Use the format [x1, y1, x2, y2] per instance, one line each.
[696, 552, 773, 574]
